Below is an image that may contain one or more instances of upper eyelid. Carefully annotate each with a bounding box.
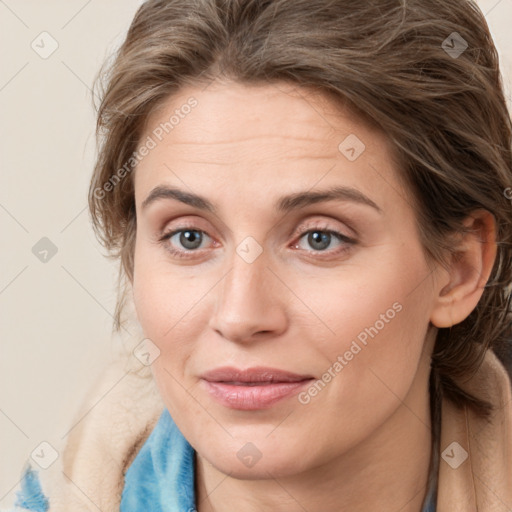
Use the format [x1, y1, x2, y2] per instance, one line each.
[161, 221, 351, 238]
[159, 213, 355, 237]
[161, 227, 354, 263]
[160, 224, 355, 249]
[293, 221, 355, 239]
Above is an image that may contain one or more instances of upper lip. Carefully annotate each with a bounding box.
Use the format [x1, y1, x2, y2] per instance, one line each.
[201, 366, 314, 383]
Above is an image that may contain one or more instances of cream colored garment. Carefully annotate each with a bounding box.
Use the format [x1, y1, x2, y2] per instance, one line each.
[9, 348, 512, 511]
[437, 349, 512, 511]
[13, 356, 165, 511]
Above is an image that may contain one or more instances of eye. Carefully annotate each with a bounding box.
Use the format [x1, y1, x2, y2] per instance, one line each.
[171, 229, 206, 250]
[157, 222, 356, 260]
[158, 227, 214, 258]
[292, 225, 356, 257]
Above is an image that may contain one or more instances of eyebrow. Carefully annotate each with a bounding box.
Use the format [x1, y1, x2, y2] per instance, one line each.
[141, 185, 382, 214]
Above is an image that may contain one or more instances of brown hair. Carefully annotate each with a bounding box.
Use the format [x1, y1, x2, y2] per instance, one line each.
[89, 0, 512, 417]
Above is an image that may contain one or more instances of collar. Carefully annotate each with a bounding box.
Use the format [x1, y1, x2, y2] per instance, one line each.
[120, 408, 196, 511]
[119, 349, 511, 511]
[436, 348, 512, 510]
[8, 349, 510, 511]
[120, 396, 440, 511]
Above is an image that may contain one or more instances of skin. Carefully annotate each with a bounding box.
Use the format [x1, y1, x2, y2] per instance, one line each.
[131, 80, 496, 512]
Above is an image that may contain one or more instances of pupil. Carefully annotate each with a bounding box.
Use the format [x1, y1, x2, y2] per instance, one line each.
[309, 231, 330, 251]
[180, 230, 202, 249]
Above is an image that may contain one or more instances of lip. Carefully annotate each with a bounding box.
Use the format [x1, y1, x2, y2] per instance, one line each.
[200, 366, 315, 410]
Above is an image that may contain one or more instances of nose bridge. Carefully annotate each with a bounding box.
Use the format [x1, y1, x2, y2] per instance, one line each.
[208, 244, 286, 342]
[220, 248, 270, 319]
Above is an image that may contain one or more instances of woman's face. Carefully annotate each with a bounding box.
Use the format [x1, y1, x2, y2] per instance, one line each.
[132, 80, 440, 478]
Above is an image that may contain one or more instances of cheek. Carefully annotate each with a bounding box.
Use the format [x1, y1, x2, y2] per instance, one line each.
[286, 272, 432, 459]
[132, 241, 214, 394]
[297, 250, 429, 350]
[132, 269, 171, 340]
[132, 240, 194, 338]
[132, 252, 201, 414]
[295, 245, 433, 399]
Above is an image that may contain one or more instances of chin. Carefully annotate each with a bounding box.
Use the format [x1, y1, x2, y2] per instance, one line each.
[197, 434, 314, 480]
[204, 451, 303, 480]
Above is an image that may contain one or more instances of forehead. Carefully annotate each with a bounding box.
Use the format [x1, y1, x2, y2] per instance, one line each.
[134, 80, 404, 210]
[143, 79, 389, 151]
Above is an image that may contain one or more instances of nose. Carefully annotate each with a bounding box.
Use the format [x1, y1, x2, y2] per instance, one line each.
[208, 251, 288, 344]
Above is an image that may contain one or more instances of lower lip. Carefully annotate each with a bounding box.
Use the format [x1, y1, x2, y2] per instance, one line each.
[201, 379, 314, 410]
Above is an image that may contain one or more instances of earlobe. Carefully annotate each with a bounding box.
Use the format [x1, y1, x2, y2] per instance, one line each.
[429, 210, 497, 328]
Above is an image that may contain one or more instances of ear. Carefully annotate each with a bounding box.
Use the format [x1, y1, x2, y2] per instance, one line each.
[430, 210, 497, 328]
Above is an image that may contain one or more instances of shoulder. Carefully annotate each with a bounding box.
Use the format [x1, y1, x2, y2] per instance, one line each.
[3, 464, 48, 512]
[4, 355, 165, 512]
[62, 354, 165, 474]
[437, 347, 512, 510]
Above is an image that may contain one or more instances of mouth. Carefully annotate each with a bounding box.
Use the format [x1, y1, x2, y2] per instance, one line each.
[200, 366, 315, 410]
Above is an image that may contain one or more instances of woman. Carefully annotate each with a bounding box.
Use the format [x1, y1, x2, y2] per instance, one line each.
[7, 0, 512, 510]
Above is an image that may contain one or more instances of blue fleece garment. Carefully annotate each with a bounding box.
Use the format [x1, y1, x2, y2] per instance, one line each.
[13, 465, 49, 512]
[121, 408, 436, 511]
[120, 408, 196, 511]
[9, 408, 436, 511]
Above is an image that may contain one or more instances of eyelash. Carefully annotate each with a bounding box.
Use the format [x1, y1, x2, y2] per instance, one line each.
[157, 221, 357, 260]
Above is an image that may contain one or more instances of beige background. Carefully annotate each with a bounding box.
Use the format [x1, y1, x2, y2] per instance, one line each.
[0, 0, 511, 505]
